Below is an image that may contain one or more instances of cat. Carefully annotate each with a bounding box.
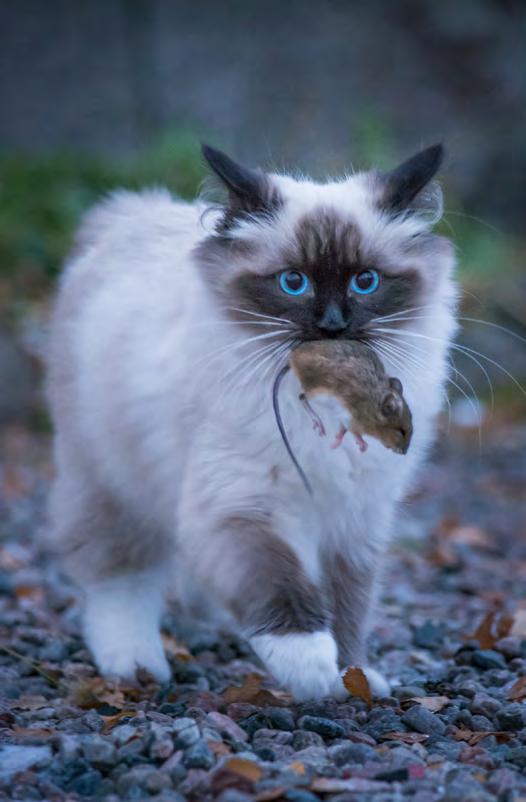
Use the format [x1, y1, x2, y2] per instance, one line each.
[45, 142, 457, 701]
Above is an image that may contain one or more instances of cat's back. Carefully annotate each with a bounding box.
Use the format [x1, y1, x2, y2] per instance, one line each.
[46, 189, 213, 520]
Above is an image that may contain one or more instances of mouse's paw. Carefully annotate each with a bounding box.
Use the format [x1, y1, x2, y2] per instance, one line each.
[354, 433, 368, 453]
[330, 425, 347, 450]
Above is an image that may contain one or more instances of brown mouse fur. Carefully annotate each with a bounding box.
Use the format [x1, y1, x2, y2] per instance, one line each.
[290, 340, 413, 455]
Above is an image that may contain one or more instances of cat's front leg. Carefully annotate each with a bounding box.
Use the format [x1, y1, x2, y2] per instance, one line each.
[324, 550, 390, 698]
[180, 512, 345, 701]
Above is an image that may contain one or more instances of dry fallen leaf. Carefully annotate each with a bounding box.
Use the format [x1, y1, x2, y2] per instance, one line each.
[342, 667, 372, 705]
[469, 611, 513, 650]
[208, 740, 231, 757]
[382, 731, 429, 744]
[289, 761, 306, 775]
[406, 695, 450, 713]
[222, 673, 291, 706]
[452, 726, 514, 746]
[161, 633, 191, 661]
[67, 677, 144, 710]
[11, 726, 55, 741]
[507, 676, 526, 702]
[100, 709, 137, 734]
[223, 758, 263, 782]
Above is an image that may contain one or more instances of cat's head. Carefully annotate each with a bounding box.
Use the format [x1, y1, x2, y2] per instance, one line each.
[194, 144, 455, 352]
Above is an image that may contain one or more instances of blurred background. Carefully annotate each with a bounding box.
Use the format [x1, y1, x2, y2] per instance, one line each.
[0, 0, 524, 428]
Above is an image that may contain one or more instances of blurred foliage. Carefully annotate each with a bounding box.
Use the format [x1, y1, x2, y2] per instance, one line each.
[0, 130, 205, 314]
[0, 126, 522, 319]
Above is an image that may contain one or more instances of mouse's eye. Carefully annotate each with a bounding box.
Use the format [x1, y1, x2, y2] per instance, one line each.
[279, 270, 309, 296]
[350, 269, 380, 295]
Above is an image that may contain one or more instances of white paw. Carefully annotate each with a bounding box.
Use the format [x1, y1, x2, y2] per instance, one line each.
[83, 574, 170, 683]
[89, 631, 171, 683]
[250, 631, 346, 702]
[362, 666, 390, 697]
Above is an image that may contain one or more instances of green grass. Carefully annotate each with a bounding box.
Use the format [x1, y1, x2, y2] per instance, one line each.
[0, 130, 206, 312]
[0, 126, 522, 317]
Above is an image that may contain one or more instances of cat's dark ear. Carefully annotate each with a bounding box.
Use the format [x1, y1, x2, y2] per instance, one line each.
[201, 144, 280, 225]
[380, 144, 444, 214]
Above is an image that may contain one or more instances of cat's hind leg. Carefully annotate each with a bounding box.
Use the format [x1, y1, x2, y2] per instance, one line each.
[47, 456, 172, 682]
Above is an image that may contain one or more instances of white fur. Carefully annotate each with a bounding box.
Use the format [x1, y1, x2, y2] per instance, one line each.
[83, 571, 170, 682]
[47, 172, 456, 695]
[250, 632, 347, 702]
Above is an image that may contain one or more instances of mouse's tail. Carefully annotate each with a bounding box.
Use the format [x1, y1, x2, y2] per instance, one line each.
[272, 365, 314, 497]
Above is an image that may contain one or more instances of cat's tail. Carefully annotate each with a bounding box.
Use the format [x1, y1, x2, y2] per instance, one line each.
[272, 365, 314, 498]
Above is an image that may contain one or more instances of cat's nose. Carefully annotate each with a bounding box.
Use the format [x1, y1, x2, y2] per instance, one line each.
[317, 301, 347, 334]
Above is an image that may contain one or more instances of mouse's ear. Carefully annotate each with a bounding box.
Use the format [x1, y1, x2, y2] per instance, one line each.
[202, 144, 281, 229]
[379, 144, 444, 216]
[381, 391, 404, 420]
[389, 377, 403, 395]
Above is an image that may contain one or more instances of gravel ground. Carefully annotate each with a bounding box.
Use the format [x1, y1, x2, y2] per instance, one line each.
[1, 420, 526, 802]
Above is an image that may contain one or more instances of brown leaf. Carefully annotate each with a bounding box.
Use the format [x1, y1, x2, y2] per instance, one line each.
[223, 758, 263, 782]
[507, 676, 526, 702]
[11, 726, 55, 741]
[447, 524, 492, 548]
[66, 677, 143, 710]
[469, 611, 513, 650]
[382, 731, 429, 744]
[452, 726, 513, 746]
[100, 710, 136, 733]
[161, 633, 191, 661]
[222, 673, 291, 707]
[406, 696, 450, 712]
[9, 695, 49, 711]
[342, 667, 372, 705]
[208, 739, 231, 757]
[289, 761, 306, 775]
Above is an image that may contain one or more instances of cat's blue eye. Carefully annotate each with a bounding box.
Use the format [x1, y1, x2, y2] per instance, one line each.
[279, 270, 309, 296]
[350, 269, 380, 295]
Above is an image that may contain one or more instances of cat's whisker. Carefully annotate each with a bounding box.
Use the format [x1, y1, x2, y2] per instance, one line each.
[212, 339, 285, 412]
[371, 305, 434, 325]
[195, 328, 293, 374]
[225, 307, 294, 326]
[392, 329, 488, 416]
[222, 338, 296, 413]
[190, 319, 290, 331]
[372, 312, 526, 348]
[372, 326, 523, 397]
[371, 337, 466, 437]
[367, 340, 422, 391]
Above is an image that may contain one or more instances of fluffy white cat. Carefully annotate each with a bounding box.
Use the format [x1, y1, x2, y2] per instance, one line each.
[46, 144, 457, 701]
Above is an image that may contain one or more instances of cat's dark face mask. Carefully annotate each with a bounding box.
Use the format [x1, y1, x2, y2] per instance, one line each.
[195, 144, 452, 347]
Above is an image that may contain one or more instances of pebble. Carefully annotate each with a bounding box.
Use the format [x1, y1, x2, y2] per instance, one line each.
[291, 730, 324, 750]
[206, 712, 248, 742]
[3, 427, 526, 802]
[328, 741, 379, 765]
[184, 740, 215, 770]
[401, 705, 446, 736]
[472, 650, 507, 670]
[298, 716, 345, 739]
[82, 734, 118, 768]
[171, 717, 201, 748]
[496, 704, 524, 731]
[469, 692, 501, 718]
[0, 745, 52, 782]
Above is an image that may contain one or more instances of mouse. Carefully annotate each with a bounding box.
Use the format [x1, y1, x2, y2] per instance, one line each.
[289, 340, 413, 455]
[272, 340, 413, 496]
